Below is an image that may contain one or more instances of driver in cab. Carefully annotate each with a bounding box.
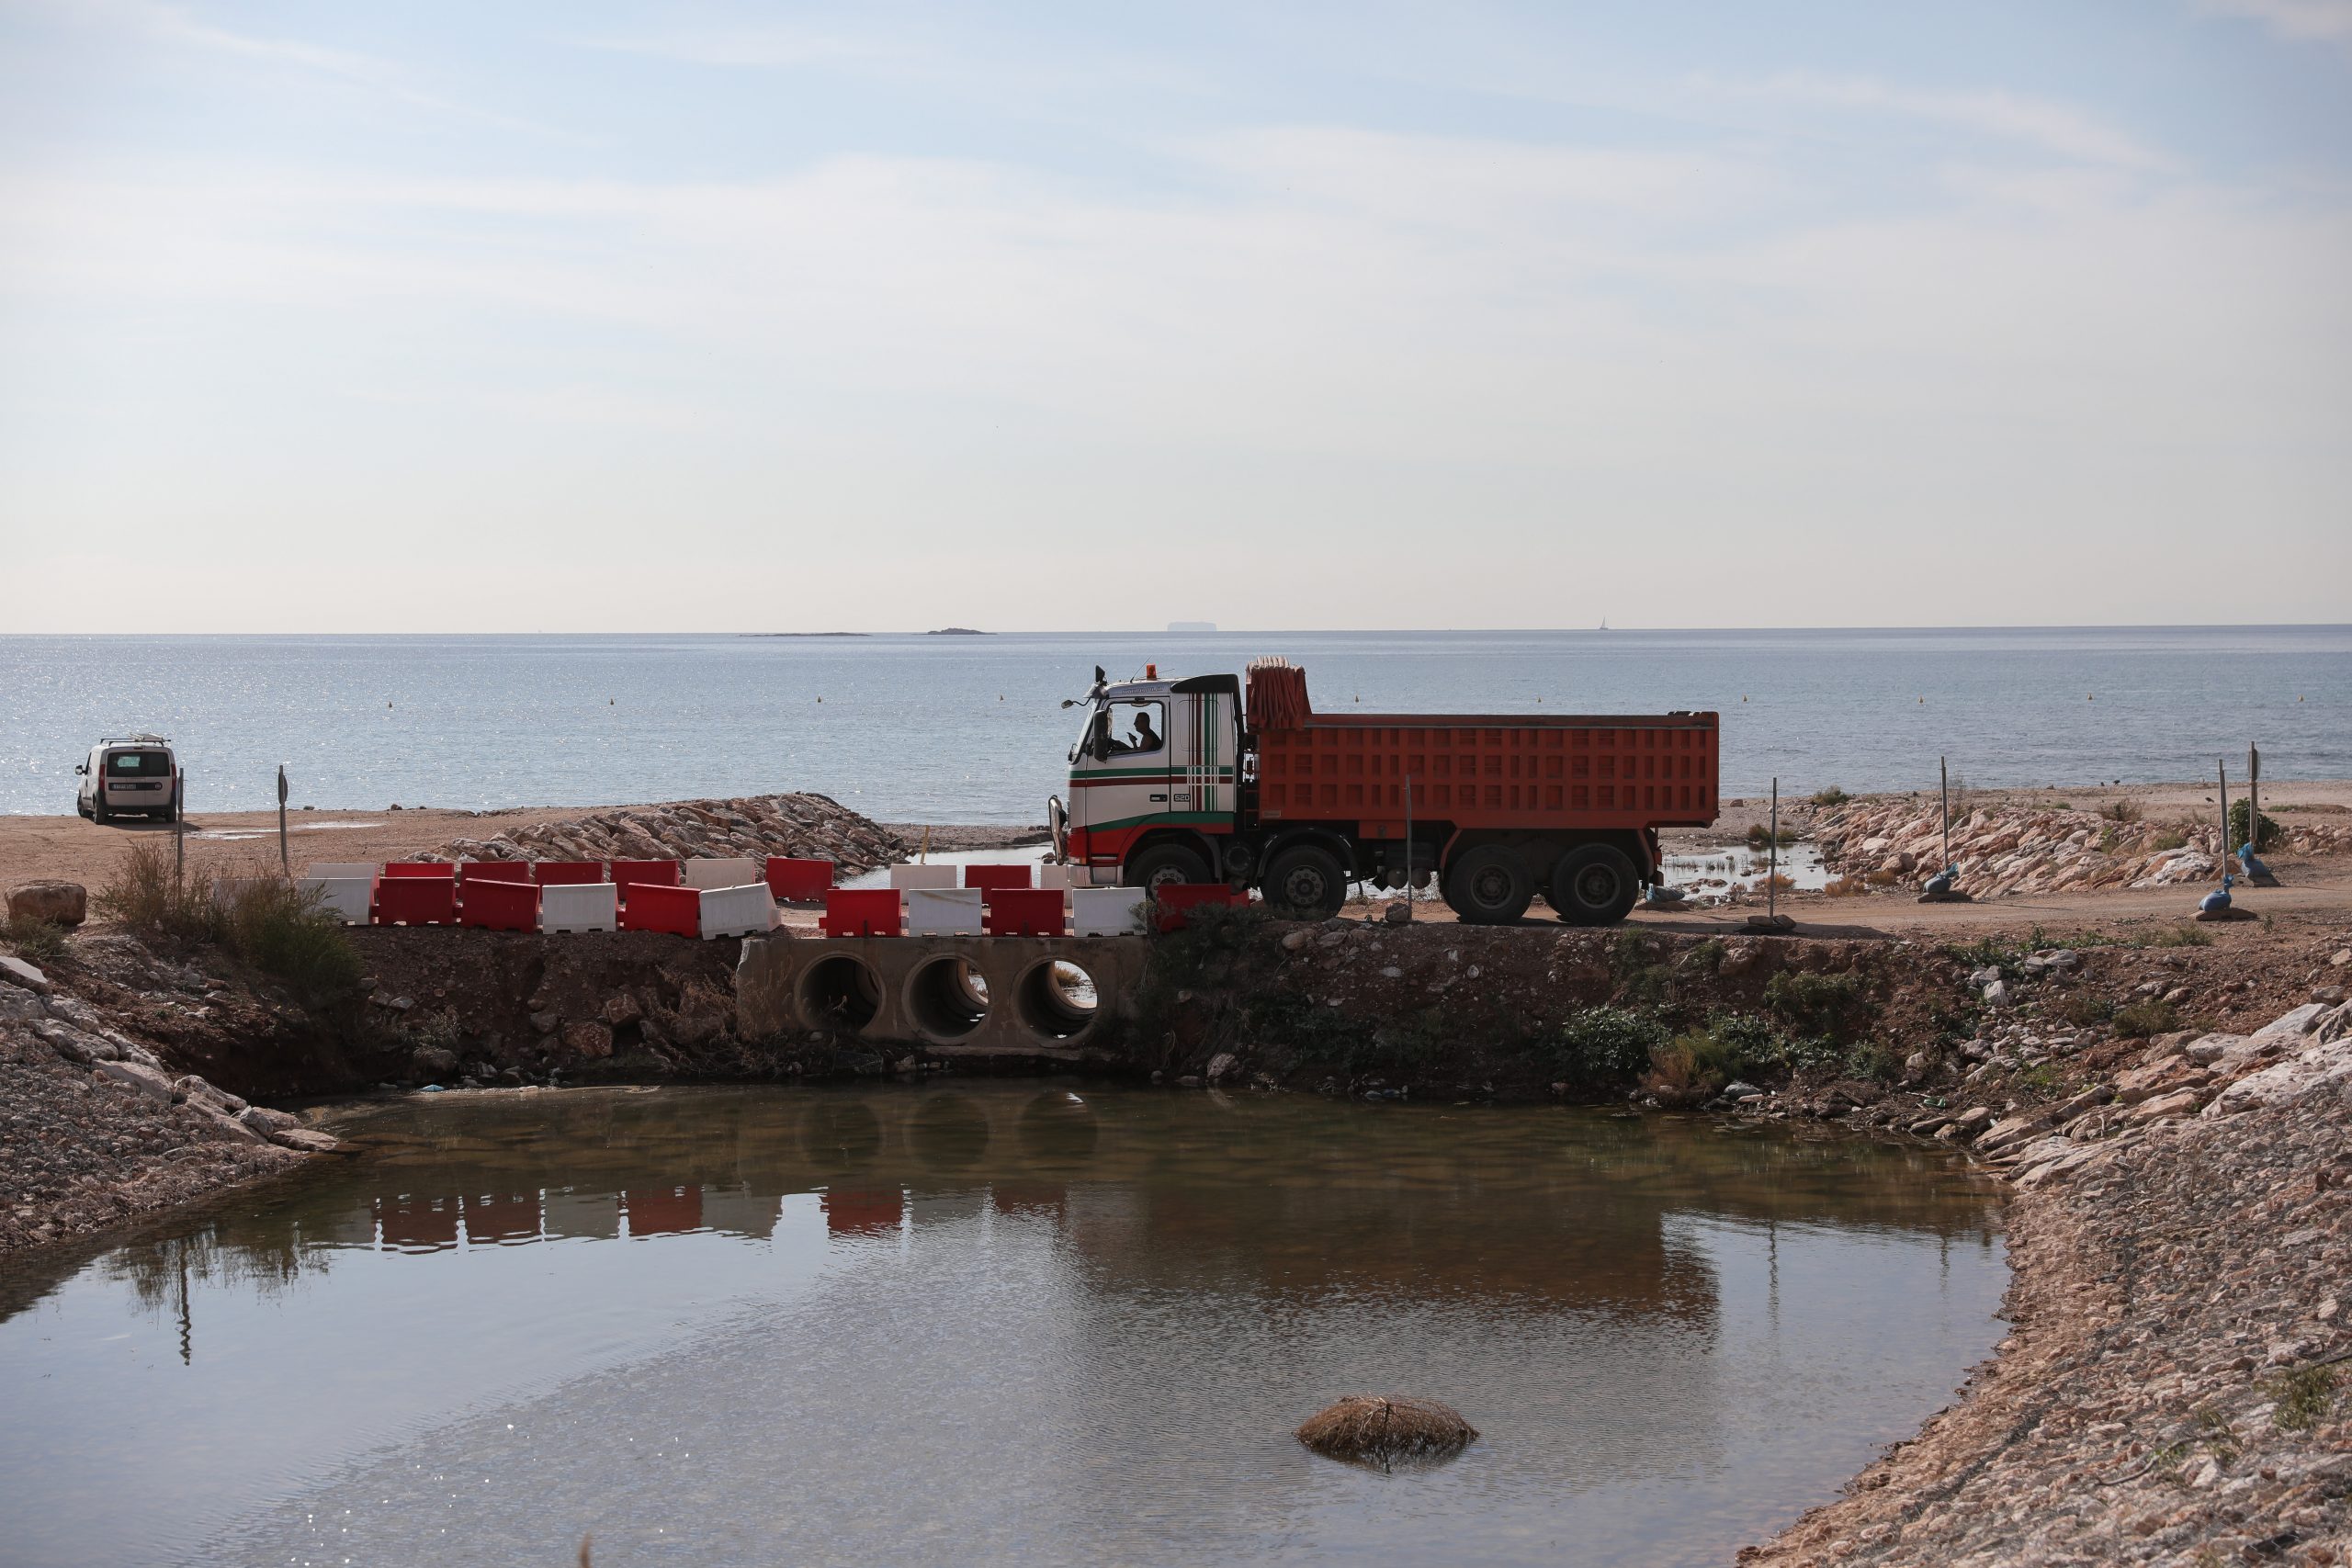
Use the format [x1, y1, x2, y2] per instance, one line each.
[1107, 708, 1160, 755]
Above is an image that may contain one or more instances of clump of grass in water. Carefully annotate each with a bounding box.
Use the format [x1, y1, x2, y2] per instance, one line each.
[1746, 823, 1799, 850]
[1295, 1394, 1476, 1471]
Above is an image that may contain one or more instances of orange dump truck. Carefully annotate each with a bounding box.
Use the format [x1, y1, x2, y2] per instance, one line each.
[1047, 659, 1721, 924]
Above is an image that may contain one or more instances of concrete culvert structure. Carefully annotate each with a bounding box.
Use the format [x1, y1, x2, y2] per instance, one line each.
[904, 956, 991, 1042]
[1014, 959, 1098, 1041]
[797, 954, 883, 1033]
[1295, 1395, 1477, 1471]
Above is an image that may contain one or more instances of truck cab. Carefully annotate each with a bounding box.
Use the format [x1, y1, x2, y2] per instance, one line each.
[77, 735, 180, 824]
[1055, 669, 1241, 892]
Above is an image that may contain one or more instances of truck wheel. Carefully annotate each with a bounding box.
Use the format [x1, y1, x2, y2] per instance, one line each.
[1264, 845, 1347, 920]
[1125, 842, 1209, 893]
[1551, 844, 1640, 926]
[1444, 845, 1532, 924]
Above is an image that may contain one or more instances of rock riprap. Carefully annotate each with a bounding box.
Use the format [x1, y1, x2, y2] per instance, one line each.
[1815, 800, 2351, 899]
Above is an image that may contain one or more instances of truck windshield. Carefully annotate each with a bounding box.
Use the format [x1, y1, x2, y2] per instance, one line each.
[106, 750, 171, 773]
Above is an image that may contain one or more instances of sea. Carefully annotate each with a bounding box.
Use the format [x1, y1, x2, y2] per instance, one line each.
[2, 626, 2345, 825]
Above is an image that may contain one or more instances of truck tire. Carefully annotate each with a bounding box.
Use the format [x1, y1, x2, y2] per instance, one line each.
[1444, 845, 1532, 924]
[1550, 844, 1641, 926]
[1125, 842, 1210, 893]
[1263, 844, 1348, 920]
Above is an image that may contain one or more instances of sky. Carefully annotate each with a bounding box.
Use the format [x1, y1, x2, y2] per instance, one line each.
[1, 0, 2348, 633]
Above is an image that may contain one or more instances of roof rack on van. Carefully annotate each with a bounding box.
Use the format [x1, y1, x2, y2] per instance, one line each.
[102, 734, 172, 746]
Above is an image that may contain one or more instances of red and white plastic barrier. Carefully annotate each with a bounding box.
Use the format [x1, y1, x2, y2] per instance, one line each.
[541, 882, 618, 933]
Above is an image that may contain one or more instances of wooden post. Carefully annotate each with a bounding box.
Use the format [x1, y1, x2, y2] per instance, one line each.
[1939, 756, 1950, 871]
[2218, 760, 2228, 864]
[1403, 775, 1415, 920]
[2247, 744, 2260, 852]
[1768, 777, 1779, 920]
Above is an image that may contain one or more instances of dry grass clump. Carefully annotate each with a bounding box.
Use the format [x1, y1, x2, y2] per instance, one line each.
[1823, 874, 1869, 897]
[2100, 797, 2144, 824]
[1295, 1394, 1476, 1470]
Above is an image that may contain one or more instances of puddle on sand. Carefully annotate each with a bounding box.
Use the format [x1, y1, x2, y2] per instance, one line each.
[0, 1085, 2006, 1568]
[1662, 841, 1830, 898]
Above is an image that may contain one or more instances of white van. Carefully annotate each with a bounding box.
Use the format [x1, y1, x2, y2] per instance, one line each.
[77, 735, 180, 824]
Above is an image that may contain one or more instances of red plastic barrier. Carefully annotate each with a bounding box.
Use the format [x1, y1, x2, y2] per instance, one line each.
[820, 889, 902, 938]
[383, 862, 456, 879]
[764, 857, 834, 904]
[964, 863, 1034, 892]
[610, 861, 682, 904]
[617, 883, 699, 937]
[460, 877, 539, 932]
[533, 861, 606, 886]
[1152, 884, 1250, 931]
[374, 876, 458, 926]
[984, 888, 1067, 937]
[460, 860, 534, 886]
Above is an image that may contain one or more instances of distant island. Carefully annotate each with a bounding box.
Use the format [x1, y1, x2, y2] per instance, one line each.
[927, 627, 989, 636]
[746, 631, 869, 637]
[1167, 621, 1216, 633]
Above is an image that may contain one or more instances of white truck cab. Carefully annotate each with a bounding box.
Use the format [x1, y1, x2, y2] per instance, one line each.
[1051, 666, 1243, 890]
[76, 735, 180, 824]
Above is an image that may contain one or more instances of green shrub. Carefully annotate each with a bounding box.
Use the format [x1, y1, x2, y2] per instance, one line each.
[1746, 823, 1799, 850]
[2100, 797, 2144, 825]
[2052, 992, 2114, 1028]
[1549, 1007, 1669, 1088]
[2, 914, 69, 964]
[2112, 998, 2180, 1038]
[2227, 800, 2284, 854]
[1764, 970, 1863, 1040]
[1680, 938, 1726, 974]
[2268, 1365, 2340, 1432]
[220, 880, 363, 1003]
[1809, 785, 1850, 808]
[2148, 829, 2188, 852]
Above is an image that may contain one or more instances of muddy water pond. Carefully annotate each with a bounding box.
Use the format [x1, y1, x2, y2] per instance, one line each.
[0, 1087, 2006, 1567]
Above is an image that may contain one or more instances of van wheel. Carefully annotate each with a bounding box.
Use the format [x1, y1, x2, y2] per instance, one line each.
[1443, 845, 1532, 924]
[91, 795, 109, 825]
[1551, 844, 1640, 926]
[1125, 842, 1210, 893]
[1263, 844, 1348, 919]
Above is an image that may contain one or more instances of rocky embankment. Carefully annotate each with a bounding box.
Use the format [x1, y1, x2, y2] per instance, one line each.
[1747, 992, 2352, 1565]
[433, 792, 903, 872]
[1, 948, 340, 1254]
[1817, 797, 2352, 897]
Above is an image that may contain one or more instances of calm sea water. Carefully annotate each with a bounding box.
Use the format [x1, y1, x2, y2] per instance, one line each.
[2, 627, 2344, 823]
[0, 1086, 2006, 1568]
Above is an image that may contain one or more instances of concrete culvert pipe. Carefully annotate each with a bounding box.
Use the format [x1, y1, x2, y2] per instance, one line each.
[1014, 959, 1098, 1041]
[797, 954, 883, 1033]
[904, 956, 991, 1042]
[1295, 1394, 1477, 1471]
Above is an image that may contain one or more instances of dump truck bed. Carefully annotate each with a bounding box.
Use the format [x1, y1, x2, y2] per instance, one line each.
[1251, 711, 1721, 839]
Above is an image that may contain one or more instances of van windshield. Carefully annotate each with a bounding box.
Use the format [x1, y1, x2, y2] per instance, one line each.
[106, 750, 171, 774]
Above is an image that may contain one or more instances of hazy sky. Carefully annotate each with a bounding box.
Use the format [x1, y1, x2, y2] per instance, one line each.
[3, 1, 2348, 632]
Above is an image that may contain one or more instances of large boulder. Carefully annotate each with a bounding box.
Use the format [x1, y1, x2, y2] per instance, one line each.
[7, 880, 87, 928]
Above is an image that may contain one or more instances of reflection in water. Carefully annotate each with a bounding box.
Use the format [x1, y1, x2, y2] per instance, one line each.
[0, 1085, 2005, 1568]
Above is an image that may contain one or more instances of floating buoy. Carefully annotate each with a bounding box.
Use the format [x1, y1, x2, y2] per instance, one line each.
[2087, 694, 2095, 701]
[817, 697, 823, 704]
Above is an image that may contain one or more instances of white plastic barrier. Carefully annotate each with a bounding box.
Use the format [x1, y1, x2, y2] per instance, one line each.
[699, 883, 779, 940]
[888, 864, 959, 890]
[541, 882, 618, 933]
[305, 862, 379, 881]
[905, 887, 985, 936]
[1037, 863, 1070, 890]
[300, 876, 375, 925]
[684, 857, 762, 891]
[1071, 886, 1149, 937]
